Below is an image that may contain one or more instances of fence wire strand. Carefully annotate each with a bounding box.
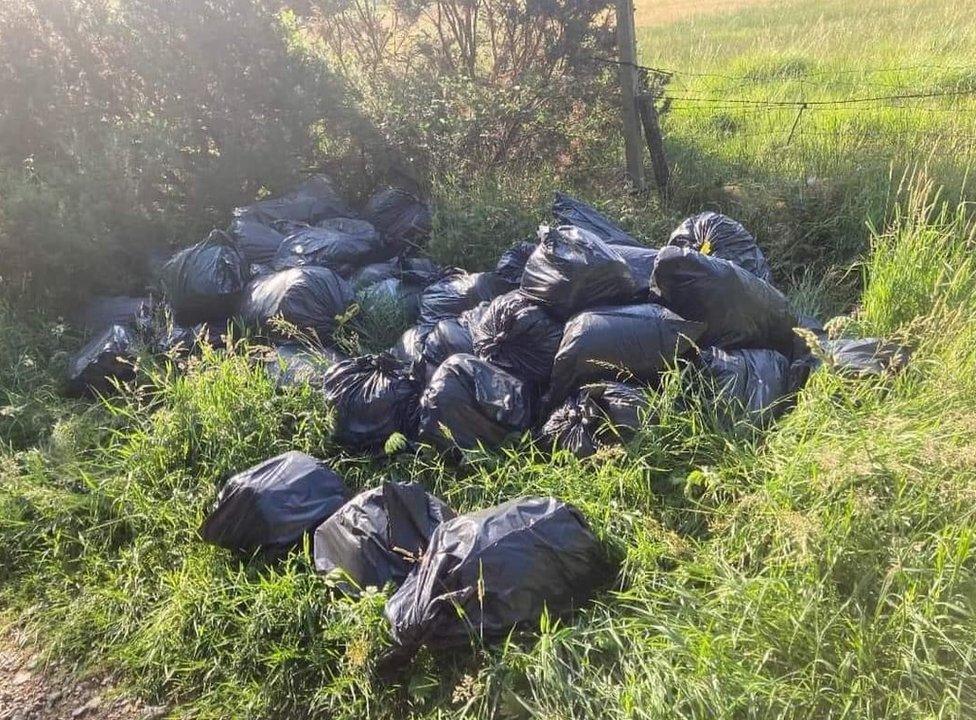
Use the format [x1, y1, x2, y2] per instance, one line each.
[580, 55, 976, 153]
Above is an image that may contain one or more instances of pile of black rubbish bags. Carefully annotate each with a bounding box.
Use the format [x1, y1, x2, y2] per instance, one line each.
[66, 176, 909, 657]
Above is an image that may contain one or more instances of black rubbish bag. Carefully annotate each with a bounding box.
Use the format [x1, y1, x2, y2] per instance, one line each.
[614, 245, 659, 299]
[540, 382, 648, 458]
[363, 187, 432, 250]
[494, 241, 537, 287]
[264, 343, 347, 389]
[418, 353, 534, 451]
[400, 256, 444, 287]
[701, 347, 791, 424]
[316, 216, 379, 240]
[271, 224, 387, 275]
[313, 480, 455, 592]
[199, 451, 349, 554]
[548, 303, 704, 407]
[667, 212, 772, 284]
[651, 246, 797, 358]
[422, 302, 490, 373]
[249, 262, 273, 279]
[229, 216, 286, 265]
[268, 219, 311, 237]
[385, 496, 609, 652]
[552, 192, 642, 247]
[156, 321, 226, 357]
[824, 338, 910, 377]
[238, 267, 354, 340]
[66, 324, 139, 397]
[418, 271, 506, 325]
[390, 324, 433, 366]
[74, 296, 152, 334]
[471, 290, 564, 384]
[520, 225, 638, 320]
[351, 260, 400, 289]
[322, 353, 425, 450]
[235, 175, 353, 226]
[160, 230, 248, 326]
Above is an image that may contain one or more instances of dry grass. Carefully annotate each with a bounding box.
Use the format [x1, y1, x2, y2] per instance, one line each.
[634, 0, 778, 27]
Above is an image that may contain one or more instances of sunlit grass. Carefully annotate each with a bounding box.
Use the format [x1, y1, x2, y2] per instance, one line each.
[1, 177, 975, 718]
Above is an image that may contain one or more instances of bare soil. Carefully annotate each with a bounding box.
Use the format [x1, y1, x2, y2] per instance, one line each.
[0, 630, 166, 720]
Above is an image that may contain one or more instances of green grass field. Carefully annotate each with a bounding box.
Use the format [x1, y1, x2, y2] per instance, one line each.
[638, 0, 976, 305]
[1, 1, 976, 718]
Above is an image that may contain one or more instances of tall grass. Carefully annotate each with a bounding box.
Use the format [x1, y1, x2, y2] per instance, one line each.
[1, 177, 974, 718]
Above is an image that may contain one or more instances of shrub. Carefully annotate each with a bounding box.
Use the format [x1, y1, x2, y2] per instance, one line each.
[0, 0, 374, 308]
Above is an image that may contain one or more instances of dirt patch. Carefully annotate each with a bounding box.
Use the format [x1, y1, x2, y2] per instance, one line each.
[0, 630, 166, 720]
[634, 0, 777, 27]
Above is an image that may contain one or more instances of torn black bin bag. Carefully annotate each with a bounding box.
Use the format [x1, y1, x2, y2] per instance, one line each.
[418, 271, 506, 325]
[701, 347, 791, 424]
[271, 224, 388, 275]
[548, 303, 704, 407]
[494, 241, 537, 287]
[229, 216, 286, 265]
[322, 353, 425, 450]
[264, 343, 347, 389]
[66, 324, 140, 397]
[235, 175, 353, 226]
[199, 451, 349, 554]
[238, 267, 354, 340]
[313, 480, 455, 592]
[824, 338, 910, 377]
[520, 225, 638, 320]
[540, 382, 648, 459]
[364, 187, 432, 250]
[667, 212, 772, 284]
[651, 246, 798, 358]
[385, 496, 609, 652]
[552, 192, 642, 248]
[160, 229, 247, 326]
[614, 245, 659, 299]
[418, 353, 534, 451]
[471, 290, 564, 384]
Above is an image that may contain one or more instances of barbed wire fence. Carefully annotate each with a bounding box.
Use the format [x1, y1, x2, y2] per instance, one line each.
[581, 54, 976, 197]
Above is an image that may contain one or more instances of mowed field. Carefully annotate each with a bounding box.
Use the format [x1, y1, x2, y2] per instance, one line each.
[0, 1, 975, 719]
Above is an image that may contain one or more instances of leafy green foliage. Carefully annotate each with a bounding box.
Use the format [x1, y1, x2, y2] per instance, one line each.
[303, 0, 617, 177]
[0, 0, 373, 308]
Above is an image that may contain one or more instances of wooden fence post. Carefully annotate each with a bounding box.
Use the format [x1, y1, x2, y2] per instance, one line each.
[615, 0, 645, 192]
[637, 92, 671, 201]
